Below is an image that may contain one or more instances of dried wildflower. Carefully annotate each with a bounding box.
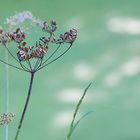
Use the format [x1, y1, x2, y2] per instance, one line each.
[31, 43, 48, 58]
[42, 20, 57, 35]
[0, 17, 77, 140]
[60, 28, 77, 44]
[0, 29, 11, 45]
[9, 28, 25, 43]
[42, 21, 49, 32]
[0, 112, 15, 126]
[17, 49, 31, 61]
[50, 20, 57, 32]
[40, 36, 50, 46]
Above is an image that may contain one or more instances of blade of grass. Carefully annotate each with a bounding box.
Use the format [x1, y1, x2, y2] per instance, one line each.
[67, 82, 92, 140]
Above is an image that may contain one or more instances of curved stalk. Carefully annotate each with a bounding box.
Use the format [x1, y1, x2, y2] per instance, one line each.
[4, 45, 19, 63]
[4, 49, 9, 140]
[19, 61, 30, 72]
[41, 44, 61, 65]
[36, 43, 72, 71]
[33, 58, 41, 71]
[27, 60, 32, 71]
[14, 72, 35, 140]
[0, 58, 27, 72]
[67, 83, 92, 140]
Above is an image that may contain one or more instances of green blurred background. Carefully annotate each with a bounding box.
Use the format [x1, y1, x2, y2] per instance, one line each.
[0, 0, 140, 140]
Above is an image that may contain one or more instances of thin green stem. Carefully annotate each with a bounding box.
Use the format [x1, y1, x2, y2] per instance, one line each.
[27, 60, 32, 71]
[4, 49, 9, 140]
[14, 72, 35, 140]
[0, 58, 27, 72]
[19, 61, 30, 72]
[41, 44, 61, 65]
[33, 58, 41, 71]
[4, 45, 19, 63]
[4, 44, 30, 72]
[67, 83, 92, 140]
[36, 43, 72, 71]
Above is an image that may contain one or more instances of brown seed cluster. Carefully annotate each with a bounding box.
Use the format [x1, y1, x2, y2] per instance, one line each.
[0, 20, 77, 63]
[0, 112, 15, 126]
[0, 29, 12, 45]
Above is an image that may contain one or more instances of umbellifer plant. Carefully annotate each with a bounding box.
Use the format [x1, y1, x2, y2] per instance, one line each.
[0, 19, 77, 140]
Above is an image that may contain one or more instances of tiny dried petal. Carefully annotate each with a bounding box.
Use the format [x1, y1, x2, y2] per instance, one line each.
[40, 37, 50, 46]
[31, 45, 48, 59]
[50, 20, 57, 32]
[11, 28, 25, 43]
[59, 28, 77, 43]
[0, 32, 12, 45]
[17, 49, 29, 61]
[42, 21, 49, 32]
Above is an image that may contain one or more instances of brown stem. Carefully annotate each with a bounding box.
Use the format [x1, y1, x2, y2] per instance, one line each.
[15, 72, 35, 140]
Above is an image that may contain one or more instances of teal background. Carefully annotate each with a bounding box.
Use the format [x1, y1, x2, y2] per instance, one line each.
[0, 0, 140, 140]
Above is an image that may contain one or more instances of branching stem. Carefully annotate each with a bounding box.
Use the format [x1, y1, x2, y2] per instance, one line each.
[14, 72, 35, 140]
[36, 43, 72, 71]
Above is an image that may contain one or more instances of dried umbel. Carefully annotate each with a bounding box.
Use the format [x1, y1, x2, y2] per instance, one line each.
[59, 28, 77, 43]
[0, 112, 15, 126]
[0, 19, 77, 140]
[0, 20, 77, 73]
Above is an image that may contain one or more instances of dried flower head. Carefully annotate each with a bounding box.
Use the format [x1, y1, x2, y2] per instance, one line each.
[0, 17, 77, 73]
[0, 14, 78, 140]
[0, 29, 12, 45]
[31, 44, 48, 59]
[0, 112, 15, 126]
[17, 48, 31, 61]
[42, 20, 57, 35]
[59, 28, 77, 44]
[9, 28, 25, 43]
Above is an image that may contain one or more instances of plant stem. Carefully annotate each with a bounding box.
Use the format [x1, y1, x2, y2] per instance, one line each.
[14, 72, 35, 140]
[4, 49, 9, 140]
[67, 83, 92, 140]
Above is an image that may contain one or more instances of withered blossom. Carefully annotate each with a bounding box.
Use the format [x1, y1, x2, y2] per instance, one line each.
[42, 20, 57, 34]
[0, 29, 11, 45]
[50, 20, 57, 32]
[60, 28, 77, 44]
[40, 36, 50, 46]
[31, 45, 48, 58]
[0, 112, 15, 126]
[17, 48, 31, 61]
[9, 28, 25, 43]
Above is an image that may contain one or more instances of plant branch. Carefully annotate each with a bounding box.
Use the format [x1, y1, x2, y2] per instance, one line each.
[42, 44, 61, 65]
[36, 43, 72, 71]
[27, 60, 32, 71]
[0, 58, 27, 72]
[4, 44, 30, 72]
[14, 72, 35, 140]
[19, 61, 31, 72]
[4, 45, 19, 63]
